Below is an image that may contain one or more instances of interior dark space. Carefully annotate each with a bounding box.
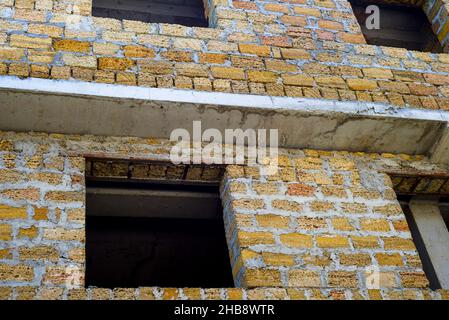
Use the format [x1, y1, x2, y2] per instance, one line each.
[85, 179, 234, 288]
[92, 0, 208, 27]
[349, 0, 443, 53]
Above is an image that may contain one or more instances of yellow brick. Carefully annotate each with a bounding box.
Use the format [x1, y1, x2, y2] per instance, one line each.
[93, 42, 120, 55]
[37, 287, 64, 300]
[360, 219, 390, 232]
[91, 288, 111, 300]
[138, 287, 155, 300]
[262, 252, 295, 266]
[113, 288, 136, 300]
[211, 66, 245, 80]
[49, 66, 69, 80]
[288, 270, 321, 287]
[332, 217, 354, 231]
[295, 157, 323, 169]
[10, 34, 52, 49]
[139, 61, 173, 75]
[297, 217, 327, 230]
[272, 199, 302, 212]
[239, 44, 271, 56]
[0, 248, 11, 259]
[282, 74, 314, 86]
[252, 182, 280, 195]
[123, 45, 155, 58]
[316, 235, 349, 248]
[15, 286, 35, 300]
[238, 230, 275, 247]
[280, 233, 313, 248]
[339, 253, 371, 266]
[383, 237, 416, 250]
[54, 39, 90, 53]
[14, 9, 46, 22]
[0, 224, 12, 241]
[264, 3, 289, 13]
[227, 288, 244, 300]
[376, 253, 403, 266]
[0, 205, 27, 219]
[43, 228, 84, 242]
[327, 271, 358, 288]
[347, 78, 378, 91]
[248, 70, 277, 83]
[293, 7, 321, 17]
[103, 30, 135, 43]
[181, 288, 201, 300]
[62, 54, 97, 69]
[0, 264, 34, 281]
[241, 249, 259, 261]
[400, 272, 429, 288]
[123, 20, 149, 33]
[374, 204, 403, 215]
[256, 214, 290, 228]
[68, 289, 88, 300]
[44, 191, 83, 202]
[351, 235, 379, 248]
[176, 63, 209, 77]
[18, 226, 38, 239]
[328, 158, 356, 170]
[28, 24, 63, 37]
[93, 17, 122, 31]
[98, 57, 135, 71]
[321, 185, 347, 198]
[362, 68, 394, 79]
[244, 268, 282, 287]
[0, 140, 14, 151]
[281, 48, 311, 59]
[137, 34, 171, 47]
[173, 38, 203, 50]
[315, 76, 346, 88]
[28, 49, 55, 63]
[19, 246, 59, 261]
[232, 198, 265, 210]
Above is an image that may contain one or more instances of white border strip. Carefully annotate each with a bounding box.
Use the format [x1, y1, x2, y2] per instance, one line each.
[1, 76, 448, 122]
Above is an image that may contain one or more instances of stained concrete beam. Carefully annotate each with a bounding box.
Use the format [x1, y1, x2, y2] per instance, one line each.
[409, 199, 449, 289]
[430, 123, 449, 165]
[0, 76, 448, 155]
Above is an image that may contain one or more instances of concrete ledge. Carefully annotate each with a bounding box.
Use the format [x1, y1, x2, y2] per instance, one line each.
[0, 76, 448, 156]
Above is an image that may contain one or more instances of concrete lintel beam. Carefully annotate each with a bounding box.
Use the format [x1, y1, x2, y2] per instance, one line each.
[409, 198, 449, 289]
[1, 76, 449, 155]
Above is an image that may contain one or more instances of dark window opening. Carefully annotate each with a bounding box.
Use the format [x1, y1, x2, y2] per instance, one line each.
[86, 179, 234, 288]
[349, 0, 443, 53]
[92, 0, 208, 27]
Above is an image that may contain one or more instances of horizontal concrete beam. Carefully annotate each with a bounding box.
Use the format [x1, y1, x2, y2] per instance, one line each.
[409, 199, 449, 289]
[0, 76, 448, 156]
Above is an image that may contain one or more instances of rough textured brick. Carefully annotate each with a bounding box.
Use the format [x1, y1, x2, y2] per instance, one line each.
[98, 57, 135, 71]
[54, 39, 90, 53]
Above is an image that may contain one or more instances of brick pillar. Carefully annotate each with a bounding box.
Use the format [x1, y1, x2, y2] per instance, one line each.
[221, 154, 429, 291]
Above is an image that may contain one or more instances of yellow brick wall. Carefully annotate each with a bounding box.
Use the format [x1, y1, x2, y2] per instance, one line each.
[0, 0, 449, 109]
[0, 131, 449, 300]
